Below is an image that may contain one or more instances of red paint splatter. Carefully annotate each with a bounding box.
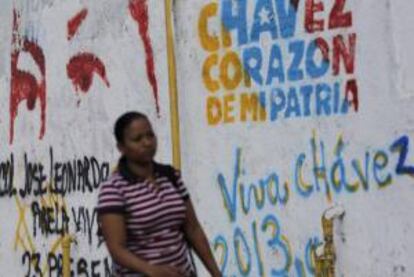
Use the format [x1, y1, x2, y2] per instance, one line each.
[345, 79, 358, 112]
[129, 0, 160, 114]
[333, 33, 356, 76]
[66, 53, 110, 93]
[329, 0, 352, 29]
[315, 37, 330, 62]
[305, 0, 325, 33]
[67, 8, 88, 40]
[10, 10, 47, 144]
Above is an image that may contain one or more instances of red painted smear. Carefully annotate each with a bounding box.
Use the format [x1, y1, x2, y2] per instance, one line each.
[66, 52, 110, 93]
[329, 0, 352, 29]
[10, 10, 47, 144]
[314, 37, 330, 62]
[67, 8, 88, 40]
[129, 0, 160, 114]
[333, 33, 356, 76]
[345, 79, 358, 112]
[305, 0, 325, 33]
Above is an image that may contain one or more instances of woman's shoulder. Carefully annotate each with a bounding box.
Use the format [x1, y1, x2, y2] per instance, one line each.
[154, 162, 180, 176]
[100, 171, 128, 188]
[154, 161, 174, 169]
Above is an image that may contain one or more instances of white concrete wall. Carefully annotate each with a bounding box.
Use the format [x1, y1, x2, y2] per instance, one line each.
[0, 0, 172, 276]
[0, 0, 413, 276]
[175, 0, 414, 276]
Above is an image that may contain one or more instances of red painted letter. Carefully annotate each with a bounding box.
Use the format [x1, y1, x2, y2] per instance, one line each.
[345, 79, 358, 112]
[305, 0, 325, 33]
[333, 33, 356, 76]
[329, 0, 352, 29]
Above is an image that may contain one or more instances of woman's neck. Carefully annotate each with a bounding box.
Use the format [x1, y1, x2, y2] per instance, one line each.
[126, 159, 154, 180]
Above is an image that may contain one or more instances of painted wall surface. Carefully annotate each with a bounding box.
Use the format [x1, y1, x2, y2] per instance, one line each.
[0, 0, 414, 277]
[0, 0, 173, 276]
[174, 0, 414, 276]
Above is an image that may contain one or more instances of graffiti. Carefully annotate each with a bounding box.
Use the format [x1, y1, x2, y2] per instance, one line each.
[215, 145, 315, 276]
[26, 182, 68, 239]
[10, 5, 114, 143]
[14, 195, 36, 253]
[22, 251, 112, 277]
[31, 203, 100, 246]
[0, 148, 109, 199]
[1, 1, 168, 275]
[214, 133, 414, 275]
[71, 206, 99, 246]
[10, 9, 47, 144]
[14, 192, 65, 276]
[218, 132, 413, 206]
[129, 0, 160, 114]
[67, 8, 88, 40]
[294, 133, 414, 201]
[31, 200, 70, 238]
[0, 154, 15, 197]
[198, 0, 358, 125]
[207, 80, 353, 125]
[8, 1, 162, 146]
[305, 0, 353, 33]
[215, 132, 413, 225]
[21, 153, 48, 198]
[48, 149, 110, 197]
[66, 53, 110, 94]
[17, 183, 109, 276]
[66, 9, 110, 95]
[218, 148, 289, 222]
[390, 135, 414, 176]
[7, 147, 109, 276]
[219, 0, 299, 44]
[213, 213, 318, 276]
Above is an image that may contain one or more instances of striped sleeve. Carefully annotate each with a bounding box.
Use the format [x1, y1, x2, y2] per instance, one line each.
[174, 169, 190, 200]
[97, 177, 125, 215]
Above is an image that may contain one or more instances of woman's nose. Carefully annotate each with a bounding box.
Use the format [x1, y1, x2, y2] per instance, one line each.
[143, 135, 154, 146]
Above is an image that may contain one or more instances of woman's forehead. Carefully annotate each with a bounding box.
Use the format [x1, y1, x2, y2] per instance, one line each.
[125, 118, 153, 133]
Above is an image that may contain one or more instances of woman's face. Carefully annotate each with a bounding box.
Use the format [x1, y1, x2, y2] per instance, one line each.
[118, 118, 157, 163]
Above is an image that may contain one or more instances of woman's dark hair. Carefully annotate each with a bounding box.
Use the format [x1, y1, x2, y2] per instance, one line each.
[114, 111, 148, 143]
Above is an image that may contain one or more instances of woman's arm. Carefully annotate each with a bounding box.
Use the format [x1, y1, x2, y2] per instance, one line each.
[183, 200, 221, 277]
[100, 214, 182, 277]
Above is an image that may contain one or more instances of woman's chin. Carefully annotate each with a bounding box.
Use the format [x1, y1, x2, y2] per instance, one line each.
[134, 156, 154, 165]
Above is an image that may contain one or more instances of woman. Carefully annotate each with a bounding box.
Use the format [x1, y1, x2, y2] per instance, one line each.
[97, 111, 221, 277]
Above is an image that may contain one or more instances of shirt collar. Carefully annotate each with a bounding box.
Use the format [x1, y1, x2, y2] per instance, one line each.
[118, 156, 162, 183]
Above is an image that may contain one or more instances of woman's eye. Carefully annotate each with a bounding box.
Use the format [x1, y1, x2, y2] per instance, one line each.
[133, 136, 143, 142]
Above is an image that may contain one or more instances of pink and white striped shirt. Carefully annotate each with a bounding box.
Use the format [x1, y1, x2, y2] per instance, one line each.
[97, 160, 194, 276]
